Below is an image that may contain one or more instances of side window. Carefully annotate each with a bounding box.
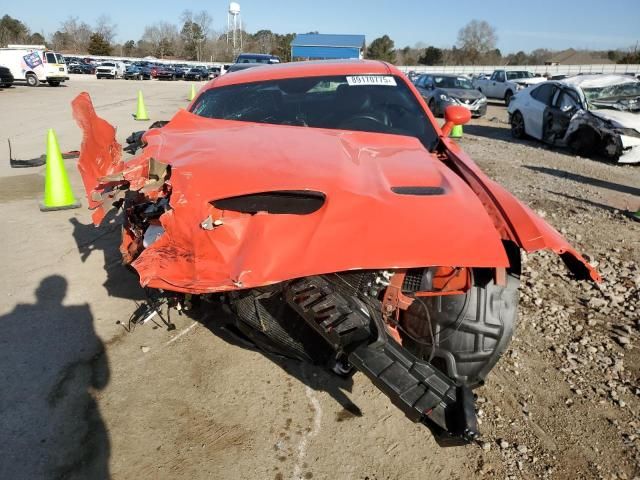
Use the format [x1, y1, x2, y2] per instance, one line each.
[530, 83, 557, 105]
[554, 89, 580, 112]
[496, 71, 505, 82]
[424, 75, 433, 88]
[46, 52, 56, 63]
[415, 76, 425, 87]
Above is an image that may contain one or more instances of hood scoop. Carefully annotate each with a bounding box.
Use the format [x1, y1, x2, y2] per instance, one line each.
[211, 190, 326, 215]
[391, 186, 445, 196]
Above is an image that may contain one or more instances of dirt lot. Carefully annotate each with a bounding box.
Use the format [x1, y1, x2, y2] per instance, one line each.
[0, 76, 638, 480]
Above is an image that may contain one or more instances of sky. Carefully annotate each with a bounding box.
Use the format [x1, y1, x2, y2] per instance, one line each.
[4, 0, 640, 53]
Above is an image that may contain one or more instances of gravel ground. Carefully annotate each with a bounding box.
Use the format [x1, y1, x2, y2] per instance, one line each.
[0, 78, 638, 480]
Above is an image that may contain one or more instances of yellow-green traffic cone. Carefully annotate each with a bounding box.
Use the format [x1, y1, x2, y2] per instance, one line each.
[40, 129, 80, 211]
[134, 90, 149, 121]
[188, 84, 196, 101]
[449, 124, 463, 138]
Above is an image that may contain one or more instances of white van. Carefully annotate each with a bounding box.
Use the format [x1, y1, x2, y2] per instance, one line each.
[0, 45, 69, 87]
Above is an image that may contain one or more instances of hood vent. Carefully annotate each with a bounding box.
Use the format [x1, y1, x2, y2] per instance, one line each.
[391, 186, 445, 196]
[211, 190, 325, 215]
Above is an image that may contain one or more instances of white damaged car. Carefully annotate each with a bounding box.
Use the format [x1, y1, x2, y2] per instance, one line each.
[508, 74, 640, 163]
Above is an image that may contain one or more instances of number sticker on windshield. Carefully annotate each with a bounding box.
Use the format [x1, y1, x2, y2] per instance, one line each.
[346, 76, 397, 87]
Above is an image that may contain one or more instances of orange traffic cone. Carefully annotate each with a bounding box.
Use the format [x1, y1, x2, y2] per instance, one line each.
[39, 129, 80, 211]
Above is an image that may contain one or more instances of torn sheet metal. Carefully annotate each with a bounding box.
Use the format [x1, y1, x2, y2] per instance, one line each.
[442, 137, 601, 282]
[72, 92, 599, 294]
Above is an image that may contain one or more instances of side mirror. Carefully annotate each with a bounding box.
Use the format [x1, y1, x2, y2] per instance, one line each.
[441, 106, 471, 137]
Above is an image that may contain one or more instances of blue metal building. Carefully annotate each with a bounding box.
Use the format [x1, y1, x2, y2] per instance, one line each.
[291, 34, 366, 61]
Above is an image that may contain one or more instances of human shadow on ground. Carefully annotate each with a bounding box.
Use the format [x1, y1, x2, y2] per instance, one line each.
[525, 165, 640, 197]
[69, 210, 145, 302]
[0, 276, 110, 479]
[197, 301, 363, 419]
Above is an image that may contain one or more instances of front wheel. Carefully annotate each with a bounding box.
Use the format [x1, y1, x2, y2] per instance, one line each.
[510, 111, 526, 139]
[504, 90, 513, 106]
[26, 73, 39, 87]
[400, 263, 520, 387]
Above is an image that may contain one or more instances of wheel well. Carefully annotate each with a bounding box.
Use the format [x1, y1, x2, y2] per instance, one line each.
[505, 89, 513, 98]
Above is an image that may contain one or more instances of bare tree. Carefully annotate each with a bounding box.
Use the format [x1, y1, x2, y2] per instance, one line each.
[95, 14, 116, 45]
[457, 20, 497, 64]
[60, 16, 92, 52]
[142, 22, 179, 58]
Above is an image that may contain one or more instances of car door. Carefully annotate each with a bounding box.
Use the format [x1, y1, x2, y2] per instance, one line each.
[542, 87, 582, 144]
[485, 71, 503, 98]
[523, 83, 557, 139]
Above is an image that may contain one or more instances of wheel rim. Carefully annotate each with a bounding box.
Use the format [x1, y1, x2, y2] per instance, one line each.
[512, 113, 524, 137]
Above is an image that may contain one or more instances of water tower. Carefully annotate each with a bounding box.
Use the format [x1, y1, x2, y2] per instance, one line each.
[227, 2, 242, 55]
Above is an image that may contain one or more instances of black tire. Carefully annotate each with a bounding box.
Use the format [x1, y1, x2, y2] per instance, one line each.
[401, 260, 520, 387]
[504, 90, 513, 106]
[26, 73, 39, 87]
[510, 111, 526, 139]
[568, 127, 599, 157]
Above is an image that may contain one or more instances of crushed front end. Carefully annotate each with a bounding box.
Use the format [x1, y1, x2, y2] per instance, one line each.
[72, 90, 598, 445]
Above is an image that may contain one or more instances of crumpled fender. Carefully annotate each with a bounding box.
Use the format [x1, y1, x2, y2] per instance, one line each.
[442, 137, 600, 282]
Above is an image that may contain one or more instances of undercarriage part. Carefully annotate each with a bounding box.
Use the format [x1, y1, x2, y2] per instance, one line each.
[282, 274, 478, 444]
[283, 276, 373, 351]
[400, 266, 520, 387]
[349, 335, 478, 445]
[228, 287, 335, 364]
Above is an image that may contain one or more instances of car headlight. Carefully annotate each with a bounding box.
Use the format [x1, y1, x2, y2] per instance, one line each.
[515, 84, 526, 91]
[439, 94, 455, 102]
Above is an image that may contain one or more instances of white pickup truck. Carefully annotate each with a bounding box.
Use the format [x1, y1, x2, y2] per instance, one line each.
[473, 69, 545, 105]
[96, 61, 125, 79]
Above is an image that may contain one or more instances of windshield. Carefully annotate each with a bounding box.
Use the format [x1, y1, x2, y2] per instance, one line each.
[191, 75, 439, 150]
[237, 55, 274, 64]
[506, 71, 533, 80]
[583, 82, 640, 102]
[433, 76, 473, 90]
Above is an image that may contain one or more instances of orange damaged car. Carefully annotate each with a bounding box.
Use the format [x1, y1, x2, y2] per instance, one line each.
[72, 60, 599, 444]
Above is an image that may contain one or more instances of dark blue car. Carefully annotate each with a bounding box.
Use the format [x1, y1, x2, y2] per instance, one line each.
[124, 65, 152, 80]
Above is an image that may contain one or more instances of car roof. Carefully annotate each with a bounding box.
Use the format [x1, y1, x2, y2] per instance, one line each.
[560, 74, 638, 89]
[211, 59, 396, 88]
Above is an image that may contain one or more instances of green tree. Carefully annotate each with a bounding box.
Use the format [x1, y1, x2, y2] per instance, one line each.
[87, 33, 112, 55]
[181, 20, 204, 60]
[253, 29, 274, 54]
[28, 32, 46, 45]
[418, 46, 443, 65]
[123, 40, 135, 56]
[0, 14, 30, 46]
[366, 35, 395, 63]
[271, 33, 295, 62]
